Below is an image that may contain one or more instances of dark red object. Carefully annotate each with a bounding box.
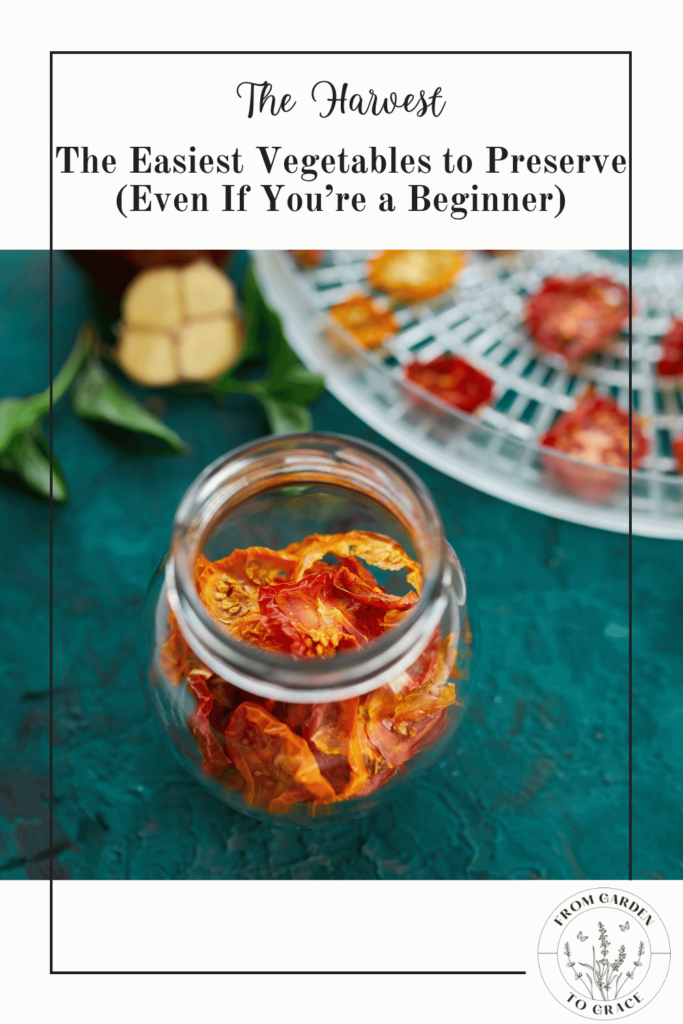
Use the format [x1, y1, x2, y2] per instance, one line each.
[525, 275, 630, 361]
[405, 354, 494, 413]
[657, 319, 683, 377]
[672, 433, 683, 473]
[539, 388, 649, 500]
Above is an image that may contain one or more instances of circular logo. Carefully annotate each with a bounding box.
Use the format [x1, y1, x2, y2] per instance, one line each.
[538, 888, 670, 1017]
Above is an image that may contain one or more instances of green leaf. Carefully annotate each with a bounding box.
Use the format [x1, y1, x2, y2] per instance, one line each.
[71, 355, 188, 454]
[0, 396, 45, 454]
[0, 326, 89, 456]
[258, 396, 312, 434]
[51, 322, 92, 404]
[266, 363, 325, 405]
[0, 427, 68, 503]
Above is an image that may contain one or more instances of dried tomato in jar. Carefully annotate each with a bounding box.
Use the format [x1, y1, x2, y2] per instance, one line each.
[539, 388, 649, 500]
[525, 275, 630, 361]
[143, 434, 476, 824]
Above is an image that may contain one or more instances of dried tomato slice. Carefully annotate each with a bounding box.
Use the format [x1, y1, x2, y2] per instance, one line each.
[361, 632, 456, 773]
[258, 566, 417, 658]
[159, 611, 201, 686]
[195, 547, 296, 653]
[658, 319, 683, 377]
[224, 703, 336, 813]
[283, 530, 422, 593]
[187, 677, 236, 779]
[539, 388, 649, 499]
[525, 275, 630, 361]
[304, 697, 369, 799]
[329, 293, 398, 350]
[367, 250, 465, 303]
[364, 708, 449, 772]
[368, 250, 465, 303]
[672, 433, 683, 473]
[405, 354, 494, 413]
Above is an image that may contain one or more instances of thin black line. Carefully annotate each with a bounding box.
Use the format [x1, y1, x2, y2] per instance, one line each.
[51, 971, 527, 976]
[49, 49, 54, 976]
[49, 50, 630, 55]
[628, 51, 633, 884]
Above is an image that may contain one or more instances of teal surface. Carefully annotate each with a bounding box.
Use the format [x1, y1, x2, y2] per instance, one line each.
[0, 250, 680, 880]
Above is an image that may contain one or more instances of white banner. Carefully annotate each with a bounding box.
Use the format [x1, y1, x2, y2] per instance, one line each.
[52, 53, 629, 249]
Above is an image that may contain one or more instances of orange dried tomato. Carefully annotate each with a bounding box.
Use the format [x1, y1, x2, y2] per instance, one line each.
[525, 275, 630, 361]
[329, 293, 398, 349]
[159, 611, 202, 687]
[224, 702, 336, 813]
[304, 698, 369, 799]
[405, 354, 494, 413]
[282, 530, 422, 593]
[367, 250, 466, 303]
[658, 319, 683, 377]
[539, 388, 649, 499]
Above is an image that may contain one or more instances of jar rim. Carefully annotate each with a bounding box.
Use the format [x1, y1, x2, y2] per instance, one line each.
[167, 432, 451, 700]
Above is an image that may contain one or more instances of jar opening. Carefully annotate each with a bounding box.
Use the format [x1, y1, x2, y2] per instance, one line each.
[166, 433, 453, 701]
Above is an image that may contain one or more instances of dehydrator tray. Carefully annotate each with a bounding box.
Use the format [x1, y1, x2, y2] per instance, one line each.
[254, 249, 683, 539]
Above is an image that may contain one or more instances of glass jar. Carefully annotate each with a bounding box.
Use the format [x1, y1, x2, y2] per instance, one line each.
[139, 433, 477, 826]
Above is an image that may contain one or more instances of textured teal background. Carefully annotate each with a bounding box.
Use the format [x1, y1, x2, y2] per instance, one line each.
[0, 250, 679, 880]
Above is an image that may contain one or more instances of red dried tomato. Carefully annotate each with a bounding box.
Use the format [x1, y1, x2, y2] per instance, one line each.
[672, 433, 683, 473]
[258, 566, 417, 658]
[525, 275, 630, 361]
[224, 703, 336, 813]
[658, 319, 683, 377]
[186, 677, 235, 779]
[405, 354, 494, 413]
[539, 388, 649, 499]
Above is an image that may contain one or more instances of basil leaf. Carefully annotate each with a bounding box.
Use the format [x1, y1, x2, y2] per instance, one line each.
[266, 363, 325, 405]
[0, 326, 89, 456]
[52, 323, 92, 404]
[0, 396, 45, 454]
[71, 356, 188, 454]
[0, 428, 68, 503]
[258, 396, 312, 435]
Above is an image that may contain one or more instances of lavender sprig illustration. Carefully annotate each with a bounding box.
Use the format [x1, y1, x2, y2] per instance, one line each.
[576, 922, 640, 1001]
[565, 941, 594, 999]
[615, 941, 645, 998]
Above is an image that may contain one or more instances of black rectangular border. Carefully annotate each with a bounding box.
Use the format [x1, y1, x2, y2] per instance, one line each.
[49, 46, 634, 974]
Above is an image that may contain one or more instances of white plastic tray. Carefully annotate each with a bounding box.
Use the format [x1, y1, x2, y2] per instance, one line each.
[254, 250, 683, 539]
